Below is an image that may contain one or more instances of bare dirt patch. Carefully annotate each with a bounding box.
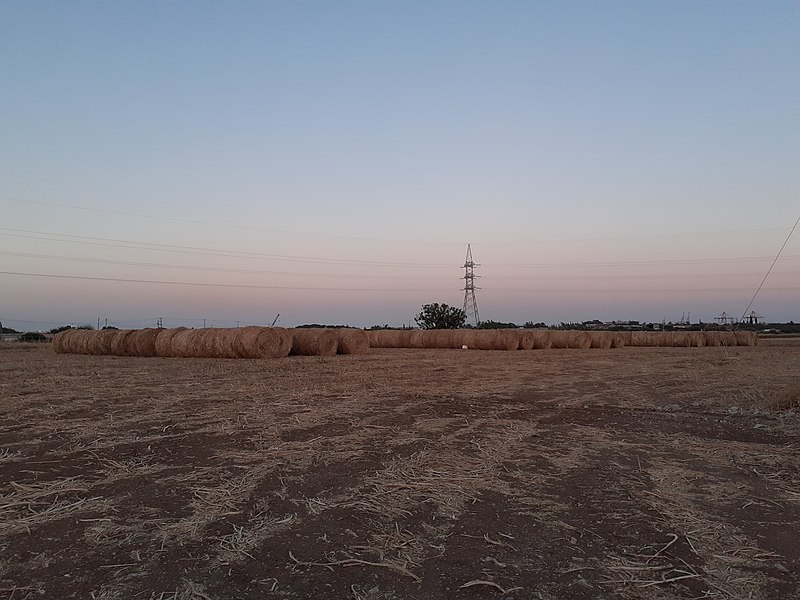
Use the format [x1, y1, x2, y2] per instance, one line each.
[1, 342, 798, 599]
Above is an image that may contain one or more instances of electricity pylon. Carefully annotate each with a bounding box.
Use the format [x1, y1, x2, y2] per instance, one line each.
[462, 244, 480, 326]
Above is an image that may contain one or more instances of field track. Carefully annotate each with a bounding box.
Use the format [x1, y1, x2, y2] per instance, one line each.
[1, 341, 799, 599]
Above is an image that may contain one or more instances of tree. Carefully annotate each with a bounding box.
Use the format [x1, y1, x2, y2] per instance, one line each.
[415, 303, 466, 330]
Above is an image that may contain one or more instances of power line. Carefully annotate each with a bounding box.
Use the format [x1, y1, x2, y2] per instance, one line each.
[0, 195, 459, 246]
[5, 249, 796, 281]
[2, 227, 796, 270]
[1, 196, 789, 246]
[2, 270, 797, 294]
[0, 227, 453, 268]
[738, 215, 800, 324]
[0, 270, 453, 292]
[0, 250, 451, 280]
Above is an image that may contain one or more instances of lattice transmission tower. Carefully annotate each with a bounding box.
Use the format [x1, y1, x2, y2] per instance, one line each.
[462, 244, 480, 326]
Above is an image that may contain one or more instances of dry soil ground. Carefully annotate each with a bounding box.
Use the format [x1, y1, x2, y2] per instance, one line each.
[1, 340, 799, 600]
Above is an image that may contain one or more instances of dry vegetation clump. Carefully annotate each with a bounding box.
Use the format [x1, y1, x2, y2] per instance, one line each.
[290, 328, 338, 356]
[766, 383, 800, 411]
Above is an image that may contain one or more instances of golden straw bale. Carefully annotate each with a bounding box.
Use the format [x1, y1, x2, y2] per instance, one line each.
[232, 327, 291, 359]
[335, 328, 369, 354]
[450, 330, 471, 349]
[550, 330, 592, 349]
[609, 332, 625, 348]
[719, 332, 738, 347]
[366, 330, 390, 348]
[61, 329, 82, 354]
[530, 330, 552, 349]
[129, 328, 160, 357]
[204, 328, 238, 358]
[472, 329, 519, 351]
[154, 327, 188, 357]
[290, 328, 338, 356]
[588, 331, 613, 349]
[670, 332, 692, 347]
[52, 329, 77, 354]
[88, 329, 118, 355]
[734, 331, 758, 346]
[688, 332, 706, 347]
[518, 330, 535, 350]
[72, 329, 96, 354]
[167, 328, 200, 358]
[408, 330, 428, 349]
[703, 332, 722, 347]
[108, 330, 133, 355]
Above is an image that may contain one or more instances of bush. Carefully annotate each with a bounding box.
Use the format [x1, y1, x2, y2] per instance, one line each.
[20, 332, 46, 343]
[415, 303, 466, 330]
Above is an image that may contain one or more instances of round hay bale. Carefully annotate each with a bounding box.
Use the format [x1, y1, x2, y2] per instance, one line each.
[688, 332, 706, 347]
[336, 328, 369, 355]
[458, 329, 478, 350]
[234, 327, 291, 359]
[109, 330, 134, 356]
[366, 330, 392, 348]
[52, 329, 71, 354]
[530, 330, 552, 349]
[167, 328, 201, 358]
[154, 327, 188, 357]
[127, 328, 160, 357]
[609, 332, 625, 348]
[518, 330, 535, 351]
[550, 330, 591, 349]
[408, 330, 428, 349]
[88, 329, 118, 355]
[734, 331, 758, 346]
[703, 331, 722, 347]
[670, 332, 692, 348]
[472, 329, 518, 351]
[588, 331, 612, 349]
[290, 328, 338, 356]
[719, 332, 737, 347]
[71, 329, 95, 354]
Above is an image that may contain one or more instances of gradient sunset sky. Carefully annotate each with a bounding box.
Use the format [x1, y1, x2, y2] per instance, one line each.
[2, 1, 798, 330]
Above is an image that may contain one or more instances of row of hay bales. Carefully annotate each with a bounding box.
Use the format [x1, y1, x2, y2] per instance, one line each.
[366, 329, 625, 350]
[366, 329, 757, 350]
[52, 327, 369, 358]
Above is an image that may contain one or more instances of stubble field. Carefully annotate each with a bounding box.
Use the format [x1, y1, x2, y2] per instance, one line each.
[1, 339, 799, 600]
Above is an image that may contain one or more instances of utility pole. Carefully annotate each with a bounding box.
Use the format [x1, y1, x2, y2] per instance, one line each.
[462, 244, 480, 327]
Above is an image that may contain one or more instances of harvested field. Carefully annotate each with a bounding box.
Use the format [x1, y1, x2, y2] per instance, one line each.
[1, 341, 799, 599]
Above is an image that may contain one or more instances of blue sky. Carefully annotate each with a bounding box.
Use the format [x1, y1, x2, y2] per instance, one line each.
[2, 1, 798, 330]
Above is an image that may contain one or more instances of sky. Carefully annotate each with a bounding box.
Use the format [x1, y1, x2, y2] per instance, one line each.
[1, 1, 798, 331]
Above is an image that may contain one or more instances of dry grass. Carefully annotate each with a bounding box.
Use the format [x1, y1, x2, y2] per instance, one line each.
[0, 343, 798, 599]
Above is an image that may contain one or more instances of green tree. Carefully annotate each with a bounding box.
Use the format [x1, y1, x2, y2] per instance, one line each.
[415, 303, 466, 330]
